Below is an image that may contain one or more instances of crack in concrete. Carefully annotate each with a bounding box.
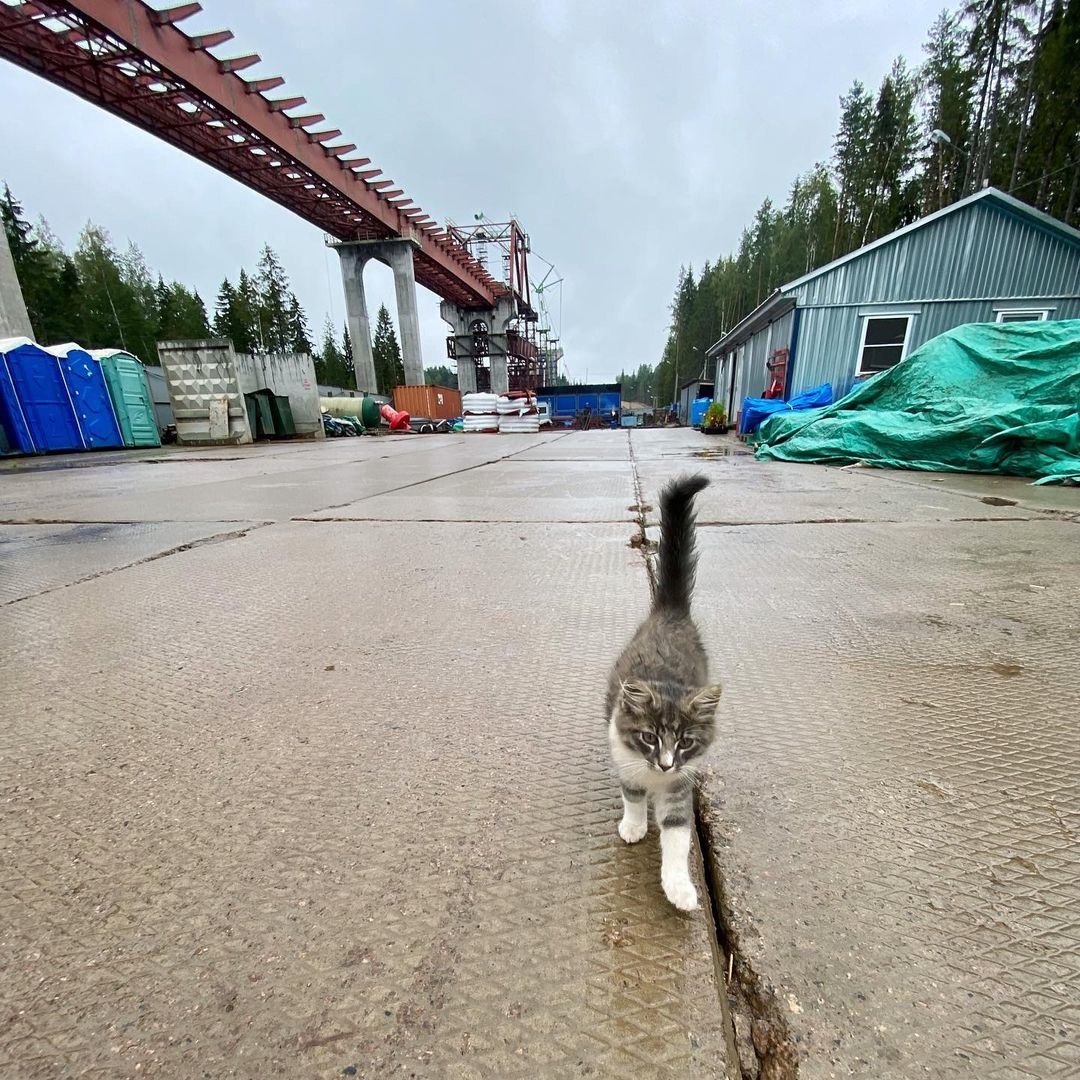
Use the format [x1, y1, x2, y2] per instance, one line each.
[626, 434, 744, 1077]
[293, 517, 633, 525]
[698, 799, 799, 1080]
[686, 515, 1043, 528]
[1, 518, 269, 526]
[2, 525, 268, 608]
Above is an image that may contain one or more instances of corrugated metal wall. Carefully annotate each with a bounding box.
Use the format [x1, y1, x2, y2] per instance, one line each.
[749, 197, 1080, 398]
[715, 308, 796, 414]
[789, 296, 1080, 397]
[796, 201, 1080, 306]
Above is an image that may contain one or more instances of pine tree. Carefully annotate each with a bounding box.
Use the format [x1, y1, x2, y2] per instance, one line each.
[212, 278, 236, 339]
[255, 244, 292, 352]
[424, 364, 458, 389]
[832, 80, 876, 254]
[921, 11, 975, 210]
[862, 58, 921, 242]
[372, 304, 403, 395]
[1015, 0, 1080, 222]
[234, 269, 260, 353]
[341, 323, 355, 388]
[317, 315, 345, 385]
[287, 294, 313, 354]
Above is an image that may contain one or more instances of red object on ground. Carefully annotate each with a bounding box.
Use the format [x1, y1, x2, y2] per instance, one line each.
[380, 403, 411, 431]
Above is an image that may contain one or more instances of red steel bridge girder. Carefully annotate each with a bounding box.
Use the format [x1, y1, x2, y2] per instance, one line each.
[0, 0, 514, 311]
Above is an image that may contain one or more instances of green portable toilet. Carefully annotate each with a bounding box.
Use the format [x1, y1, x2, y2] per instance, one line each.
[91, 350, 161, 447]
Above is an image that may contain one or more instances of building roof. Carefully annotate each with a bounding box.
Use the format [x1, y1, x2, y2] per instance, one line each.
[678, 376, 715, 392]
[705, 188, 1080, 358]
[705, 293, 795, 357]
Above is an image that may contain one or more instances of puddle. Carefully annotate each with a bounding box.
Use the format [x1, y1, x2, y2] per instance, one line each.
[692, 447, 751, 459]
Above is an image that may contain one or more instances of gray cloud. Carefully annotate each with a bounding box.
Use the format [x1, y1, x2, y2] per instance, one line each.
[0, 0, 942, 381]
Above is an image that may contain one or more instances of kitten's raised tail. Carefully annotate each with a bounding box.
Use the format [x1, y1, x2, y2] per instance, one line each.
[653, 474, 710, 614]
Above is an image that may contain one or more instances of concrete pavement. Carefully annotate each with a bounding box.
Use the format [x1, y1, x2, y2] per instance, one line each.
[2, 429, 1078, 1078]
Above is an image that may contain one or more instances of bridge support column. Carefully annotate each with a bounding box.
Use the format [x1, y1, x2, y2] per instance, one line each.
[331, 244, 378, 393]
[440, 297, 517, 396]
[384, 242, 424, 386]
[331, 237, 424, 390]
[488, 296, 517, 395]
[440, 301, 477, 394]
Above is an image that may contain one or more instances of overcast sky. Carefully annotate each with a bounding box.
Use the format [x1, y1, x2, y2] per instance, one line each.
[0, 0, 943, 383]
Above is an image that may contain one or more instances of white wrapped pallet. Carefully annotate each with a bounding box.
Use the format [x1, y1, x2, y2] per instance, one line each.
[498, 413, 540, 433]
[462, 392, 499, 415]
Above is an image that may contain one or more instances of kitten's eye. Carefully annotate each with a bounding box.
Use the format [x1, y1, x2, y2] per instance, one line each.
[680, 737, 696, 750]
[639, 732, 658, 747]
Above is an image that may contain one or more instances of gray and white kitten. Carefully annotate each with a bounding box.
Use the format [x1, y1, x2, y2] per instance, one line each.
[606, 474, 720, 911]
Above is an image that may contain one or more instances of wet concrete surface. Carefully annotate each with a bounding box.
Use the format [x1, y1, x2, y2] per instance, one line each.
[666, 438, 1080, 1079]
[2, 428, 1078, 1078]
[0, 431, 733, 1079]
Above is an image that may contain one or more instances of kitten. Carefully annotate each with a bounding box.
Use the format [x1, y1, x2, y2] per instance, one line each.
[606, 474, 720, 911]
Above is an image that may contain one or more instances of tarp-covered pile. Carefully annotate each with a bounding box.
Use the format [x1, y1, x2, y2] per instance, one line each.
[740, 382, 833, 435]
[756, 320, 1080, 484]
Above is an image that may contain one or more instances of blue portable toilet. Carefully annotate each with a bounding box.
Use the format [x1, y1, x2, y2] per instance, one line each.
[0, 338, 37, 453]
[48, 344, 124, 450]
[0, 337, 84, 452]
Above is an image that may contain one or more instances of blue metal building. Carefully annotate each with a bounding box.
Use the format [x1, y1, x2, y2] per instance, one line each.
[706, 188, 1080, 424]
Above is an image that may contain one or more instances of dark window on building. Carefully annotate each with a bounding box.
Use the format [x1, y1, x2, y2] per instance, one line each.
[858, 315, 911, 374]
[996, 309, 1050, 323]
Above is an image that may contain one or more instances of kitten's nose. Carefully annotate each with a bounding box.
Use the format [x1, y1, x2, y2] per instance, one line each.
[658, 761, 675, 772]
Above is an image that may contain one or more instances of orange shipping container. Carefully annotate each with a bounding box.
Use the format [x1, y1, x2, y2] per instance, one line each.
[392, 384, 462, 421]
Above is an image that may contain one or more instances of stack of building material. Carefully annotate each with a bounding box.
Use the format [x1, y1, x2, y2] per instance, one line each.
[461, 392, 499, 432]
[497, 391, 540, 433]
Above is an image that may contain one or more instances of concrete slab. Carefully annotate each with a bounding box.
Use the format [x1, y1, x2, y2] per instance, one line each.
[5, 427, 1078, 1079]
[508, 430, 631, 461]
[637, 454, 1035, 525]
[0, 453, 734, 1077]
[0, 434, 564, 523]
[304, 459, 637, 522]
[870, 467, 1080, 517]
[0, 521, 253, 605]
[630, 431, 1080, 1078]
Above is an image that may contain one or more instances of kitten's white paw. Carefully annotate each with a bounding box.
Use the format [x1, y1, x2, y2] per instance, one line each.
[662, 874, 699, 911]
[618, 817, 648, 844]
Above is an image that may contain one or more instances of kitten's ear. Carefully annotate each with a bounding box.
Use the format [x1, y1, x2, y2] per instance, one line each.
[620, 679, 660, 715]
[684, 684, 723, 719]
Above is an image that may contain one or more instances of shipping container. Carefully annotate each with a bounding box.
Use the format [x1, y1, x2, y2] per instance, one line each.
[0, 337, 84, 451]
[48, 344, 125, 450]
[536, 383, 621, 422]
[393, 384, 462, 420]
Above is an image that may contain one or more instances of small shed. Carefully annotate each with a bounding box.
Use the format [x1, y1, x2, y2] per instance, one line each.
[706, 188, 1080, 424]
[677, 378, 715, 425]
[143, 365, 175, 435]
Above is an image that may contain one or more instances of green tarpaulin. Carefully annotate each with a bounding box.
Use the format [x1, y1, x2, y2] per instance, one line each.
[756, 320, 1080, 484]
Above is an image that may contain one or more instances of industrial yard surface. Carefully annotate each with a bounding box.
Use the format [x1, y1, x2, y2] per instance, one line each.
[2, 429, 1078, 1079]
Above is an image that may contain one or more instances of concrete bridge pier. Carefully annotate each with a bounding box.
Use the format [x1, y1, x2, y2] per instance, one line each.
[331, 237, 425, 391]
[333, 245, 378, 393]
[440, 296, 517, 395]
